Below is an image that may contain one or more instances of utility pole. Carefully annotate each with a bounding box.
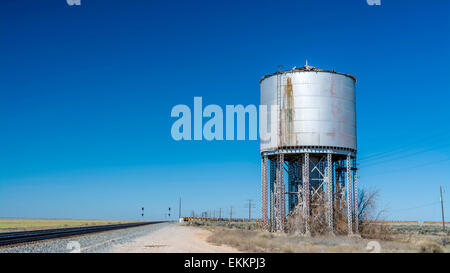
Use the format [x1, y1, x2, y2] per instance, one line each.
[248, 200, 251, 222]
[230, 206, 233, 222]
[440, 185, 446, 232]
[245, 199, 255, 222]
[219, 208, 222, 219]
[179, 197, 182, 219]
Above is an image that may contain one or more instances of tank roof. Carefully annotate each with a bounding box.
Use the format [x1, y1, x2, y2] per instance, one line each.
[259, 64, 357, 84]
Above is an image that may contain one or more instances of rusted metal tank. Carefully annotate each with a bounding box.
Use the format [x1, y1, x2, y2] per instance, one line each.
[260, 64, 357, 154]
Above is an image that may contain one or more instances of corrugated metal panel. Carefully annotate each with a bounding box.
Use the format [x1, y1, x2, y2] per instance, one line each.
[260, 68, 357, 152]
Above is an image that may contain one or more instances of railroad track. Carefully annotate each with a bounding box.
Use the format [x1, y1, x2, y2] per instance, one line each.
[0, 221, 165, 246]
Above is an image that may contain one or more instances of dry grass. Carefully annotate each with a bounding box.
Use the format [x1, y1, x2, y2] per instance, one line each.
[205, 225, 446, 253]
[418, 242, 443, 253]
[286, 188, 393, 240]
[391, 231, 449, 253]
[0, 218, 135, 233]
[206, 226, 373, 253]
[190, 187, 450, 253]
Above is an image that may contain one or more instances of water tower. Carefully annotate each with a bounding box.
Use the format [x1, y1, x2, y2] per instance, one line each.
[260, 63, 358, 235]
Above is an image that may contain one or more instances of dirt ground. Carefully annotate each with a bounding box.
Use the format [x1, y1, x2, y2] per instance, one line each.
[204, 226, 414, 253]
[203, 224, 450, 253]
[111, 222, 449, 253]
[110, 223, 239, 253]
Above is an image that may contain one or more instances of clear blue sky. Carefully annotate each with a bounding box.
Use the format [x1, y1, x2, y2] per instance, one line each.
[1, 0, 449, 221]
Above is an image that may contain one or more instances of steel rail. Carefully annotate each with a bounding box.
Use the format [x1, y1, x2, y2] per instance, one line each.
[0, 221, 165, 246]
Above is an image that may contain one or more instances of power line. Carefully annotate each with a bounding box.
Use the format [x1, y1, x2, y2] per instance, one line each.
[391, 201, 440, 212]
[359, 130, 450, 162]
[360, 141, 450, 168]
[364, 157, 450, 177]
[361, 139, 450, 164]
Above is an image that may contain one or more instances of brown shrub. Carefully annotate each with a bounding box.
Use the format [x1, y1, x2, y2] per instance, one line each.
[286, 188, 392, 239]
[419, 243, 443, 253]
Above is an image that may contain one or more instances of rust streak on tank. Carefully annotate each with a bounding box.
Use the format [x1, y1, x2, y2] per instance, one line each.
[285, 77, 294, 145]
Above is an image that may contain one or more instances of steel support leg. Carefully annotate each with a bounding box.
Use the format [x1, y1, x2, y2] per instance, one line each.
[296, 158, 303, 205]
[326, 153, 334, 234]
[261, 156, 269, 231]
[279, 154, 285, 232]
[353, 160, 358, 234]
[275, 153, 285, 232]
[274, 159, 279, 232]
[303, 153, 310, 235]
[269, 159, 276, 232]
[346, 155, 353, 235]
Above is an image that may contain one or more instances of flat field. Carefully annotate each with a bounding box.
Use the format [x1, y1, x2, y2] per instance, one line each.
[0, 218, 135, 233]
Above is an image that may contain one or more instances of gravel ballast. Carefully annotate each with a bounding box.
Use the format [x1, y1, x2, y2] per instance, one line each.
[0, 222, 168, 253]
